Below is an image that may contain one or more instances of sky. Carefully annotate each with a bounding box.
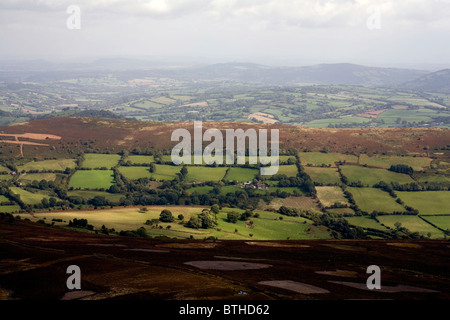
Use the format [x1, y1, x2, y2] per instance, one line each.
[1, 0, 450, 69]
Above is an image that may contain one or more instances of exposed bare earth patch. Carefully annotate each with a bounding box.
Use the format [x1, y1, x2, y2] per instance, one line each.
[258, 280, 330, 294]
[392, 105, 409, 110]
[329, 281, 439, 293]
[265, 196, 321, 212]
[214, 256, 267, 261]
[386, 243, 422, 248]
[248, 112, 279, 124]
[87, 243, 128, 248]
[315, 270, 358, 278]
[0, 133, 61, 140]
[22, 236, 76, 242]
[356, 109, 388, 119]
[180, 101, 208, 108]
[245, 242, 310, 248]
[184, 260, 272, 271]
[123, 248, 169, 253]
[322, 244, 366, 251]
[0, 287, 15, 300]
[0, 140, 48, 146]
[156, 243, 217, 249]
[60, 290, 96, 300]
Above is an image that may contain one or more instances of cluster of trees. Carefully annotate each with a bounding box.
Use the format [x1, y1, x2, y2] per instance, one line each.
[119, 227, 147, 238]
[159, 209, 175, 222]
[277, 206, 301, 217]
[117, 187, 264, 209]
[373, 181, 398, 198]
[375, 180, 449, 192]
[68, 218, 94, 230]
[186, 207, 218, 229]
[271, 174, 311, 190]
[389, 164, 414, 175]
[313, 213, 366, 239]
[155, 206, 220, 230]
[227, 209, 259, 223]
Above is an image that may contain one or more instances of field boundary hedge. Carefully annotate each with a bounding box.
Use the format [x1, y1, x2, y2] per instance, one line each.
[418, 215, 450, 235]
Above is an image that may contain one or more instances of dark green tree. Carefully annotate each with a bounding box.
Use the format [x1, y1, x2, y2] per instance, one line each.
[159, 209, 175, 222]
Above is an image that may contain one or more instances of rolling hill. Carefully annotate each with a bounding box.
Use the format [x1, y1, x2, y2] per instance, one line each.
[0, 117, 449, 160]
[192, 62, 428, 86]
[0, 59, 430, 87]
[400, 69, 450, 93]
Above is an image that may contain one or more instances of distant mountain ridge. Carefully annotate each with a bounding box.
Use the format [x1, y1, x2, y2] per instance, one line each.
[186, 62, 428, 87]
[0, 58, 448, 90]
[399, 69, 450, 93]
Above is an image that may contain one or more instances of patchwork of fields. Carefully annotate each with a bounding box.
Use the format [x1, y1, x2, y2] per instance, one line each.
[1, 149, 449, 239]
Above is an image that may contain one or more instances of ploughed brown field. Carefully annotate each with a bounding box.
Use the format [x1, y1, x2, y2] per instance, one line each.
[0, 117, 449, 159]
[1, 219, 449, 300]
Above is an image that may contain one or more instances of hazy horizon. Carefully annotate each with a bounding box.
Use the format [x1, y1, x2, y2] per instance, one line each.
[0, 55, 449, 73]
[1, 0, 449, 71]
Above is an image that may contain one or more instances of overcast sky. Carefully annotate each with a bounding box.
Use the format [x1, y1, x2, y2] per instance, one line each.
[1, 0, 449, 69]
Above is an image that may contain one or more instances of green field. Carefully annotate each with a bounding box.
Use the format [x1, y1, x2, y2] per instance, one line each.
[0, 165, 9, 173]
[415, 173, 450, 184]
[69, 170, 115, 189]
[345, 216, 389, 231]
[302, 116, 371, 128]
[162, 155, 295, 166]
[0, 175, 13, 181]
[304, 167, 342, 185]
[340, 165, 414, 186]
[326, 208, 355, 215]
[124, 155, 155, 165]
[224, 167, 259, 182]
[219, 185, 242, 195]
[152, 164, 182, 181]
[163, 155, 225, 165]
[20, 206, 331, 240]
[359, 154, 431, 171]
[316, 186, 349, 207]
[299, 152, 358, 167]
[0, 205, 21, 213]
[134, 100, 164, 109]
[276, 165, 298, 177]
[279, 155, 297, 164]
[396, 191, 450, 215]
[118, 166, 152, 180]
[0, 195, 11, 204]
[347, 187, 405, 213]
[18, 173, 58, 182]
[17, 159, 77, 172]
[81, 154, 121, 169]
[185, 166, 228, 182]
[210, 211, 326, 240]
[377, 215, 444, 238]
[20, 206, 212, 237]
[186, 186, 214, 195]
[420, 216, 450, 232]
[67, 190, 125, 204]
[151, 96, 176, 105]
[377, 108, 439, 126]
[9, 187, 57, 205]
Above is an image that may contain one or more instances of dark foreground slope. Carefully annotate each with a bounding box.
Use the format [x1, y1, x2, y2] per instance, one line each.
[1, 217, 449, 300]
